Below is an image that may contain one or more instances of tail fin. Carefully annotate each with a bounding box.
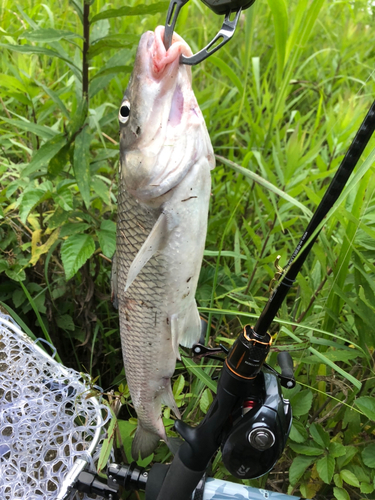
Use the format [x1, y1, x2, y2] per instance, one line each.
[131, 423, 160, 461]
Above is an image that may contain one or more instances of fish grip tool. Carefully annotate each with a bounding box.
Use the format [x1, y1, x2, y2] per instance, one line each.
[0, 312, 111, 500]
[164, 0, 256, 64]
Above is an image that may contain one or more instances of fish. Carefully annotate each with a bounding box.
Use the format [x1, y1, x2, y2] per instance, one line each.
[112, 25, 215, 460]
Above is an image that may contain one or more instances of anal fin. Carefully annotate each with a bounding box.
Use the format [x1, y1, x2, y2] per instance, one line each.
[171, 300, 201, 350]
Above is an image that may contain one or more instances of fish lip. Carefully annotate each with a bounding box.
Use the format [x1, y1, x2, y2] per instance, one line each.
[141, 26, 193, 80]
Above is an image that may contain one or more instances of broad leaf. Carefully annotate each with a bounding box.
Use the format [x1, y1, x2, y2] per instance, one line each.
[355, 396, 375, 421]
[333, 487, 350, 500]
[73, 127, 91, 209]
[289, 443, 324, 456]
[289, 420, 308, 443]
[91, 2, 169, 22]
[310, 423, 330, 449]
[172, 375, 185, 398]
[362, 444, 375, 468]
[290, 389, 313, 416]
[60, 234, 95, 280]
[19, 189, 47, 223]
[22, 134, 68, 177]
[200, 388, 213, 414]
[340, 469, 360, 488]
[97, 220, 116, 259]
[289, 456, 314, 485]
[316, 454, 335, 484]
[30, 228, 60, 265]
[328, 442, 346, 458]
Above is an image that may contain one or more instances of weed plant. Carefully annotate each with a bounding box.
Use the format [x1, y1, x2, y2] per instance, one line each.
[1, 0, 375, 498]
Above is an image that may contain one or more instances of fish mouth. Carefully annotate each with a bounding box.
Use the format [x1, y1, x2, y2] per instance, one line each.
[143, 26, 193, 78]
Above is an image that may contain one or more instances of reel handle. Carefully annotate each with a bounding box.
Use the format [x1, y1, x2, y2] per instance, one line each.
[277, 351, 295, 388]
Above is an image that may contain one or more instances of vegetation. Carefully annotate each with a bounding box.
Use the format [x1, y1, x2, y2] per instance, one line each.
[1, 0, 375, 498]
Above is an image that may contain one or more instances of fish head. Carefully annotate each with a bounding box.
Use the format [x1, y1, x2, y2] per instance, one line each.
[119, 26, 214, 202]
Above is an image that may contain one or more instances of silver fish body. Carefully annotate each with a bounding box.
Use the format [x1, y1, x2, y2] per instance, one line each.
[113, 26, 214, 459]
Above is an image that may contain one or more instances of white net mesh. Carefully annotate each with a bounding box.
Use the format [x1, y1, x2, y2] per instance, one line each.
[0, 313, 111, 500]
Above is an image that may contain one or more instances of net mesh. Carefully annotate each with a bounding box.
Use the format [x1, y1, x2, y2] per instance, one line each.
[0, 313, 111, 500]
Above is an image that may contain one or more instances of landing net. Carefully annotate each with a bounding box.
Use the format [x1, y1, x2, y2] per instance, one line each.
[0, 312, 111, 500]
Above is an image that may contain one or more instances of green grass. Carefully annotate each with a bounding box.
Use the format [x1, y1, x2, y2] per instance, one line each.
[1, 0, 375, 498]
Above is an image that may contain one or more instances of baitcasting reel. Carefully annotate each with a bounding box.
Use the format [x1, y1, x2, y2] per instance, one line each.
[221, 366, 292, 479]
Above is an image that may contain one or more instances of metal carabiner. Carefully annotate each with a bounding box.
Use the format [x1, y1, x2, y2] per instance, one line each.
[164, 0, 247, 65]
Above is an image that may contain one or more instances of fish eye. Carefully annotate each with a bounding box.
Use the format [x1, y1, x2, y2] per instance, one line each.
[119, 100, 130, 124]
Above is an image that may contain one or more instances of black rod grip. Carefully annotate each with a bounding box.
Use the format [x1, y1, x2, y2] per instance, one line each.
[277, 352, 295, 388]
[154, 452, 205, 500]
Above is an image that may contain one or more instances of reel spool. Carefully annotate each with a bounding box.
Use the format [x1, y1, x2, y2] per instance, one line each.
[0, 313, 111, 500]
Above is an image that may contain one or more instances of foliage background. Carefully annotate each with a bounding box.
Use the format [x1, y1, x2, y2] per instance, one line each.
[1, 0, 375, 498]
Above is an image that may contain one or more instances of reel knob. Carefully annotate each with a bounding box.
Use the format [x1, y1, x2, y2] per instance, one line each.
[248, 428, 275, 450]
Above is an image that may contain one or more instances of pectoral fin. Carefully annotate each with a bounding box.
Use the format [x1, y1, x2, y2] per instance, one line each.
[125, 212, 167, 292]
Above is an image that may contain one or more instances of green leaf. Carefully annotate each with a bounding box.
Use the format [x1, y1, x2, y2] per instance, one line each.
[0, 44, 81, 73]
[289, 456, 314, 485]
[310, 423, 330, 449]
[0, 116, 57, 140]
[289, 443, 324, 456]
[336, 446, 357, 469]
[289, 420, 308, 443]
[88, 34, 139, 59]
[200, 388, 213, 414]
[266, 0, 288, 83]
[181, 357, 217, 393]
[91, 64, 133, 81]
[316, 454, 335, 484]
[48, 143, 71, 176]
[329, 442, 346, 458]
[35, 81, 69, 118]
[21, 28, 83, 42]
[355, 396, 375, 421]
[19, 189, 46, 223]
[362, 444, 375, 468]
[91, 1, 169, 22]
[97, 220, 116, 259]
[360, 482, 374, 494]
[97, 400, 117, 476]
[73, 127, 91, 209]
[60, 222, 90, 238]
[22, 134, 68, 177]
[172, 374, 185, 398]
[334, 473, 343, 488]
[333, 487, 350, 500]
[70, 99, 88, 136]
[290, 389, 313, 416]
[56, 314, 75, 331]
[340, 469, 360, 488]
[60, 234, 95, 281]
[91, 176, 111, 204]
[216, 155, 313, 217]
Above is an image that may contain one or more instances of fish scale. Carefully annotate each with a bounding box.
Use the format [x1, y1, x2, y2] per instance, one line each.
[116, 188, 175, 438]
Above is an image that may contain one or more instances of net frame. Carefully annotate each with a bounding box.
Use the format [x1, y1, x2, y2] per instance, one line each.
[0, 313, 111, 500]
